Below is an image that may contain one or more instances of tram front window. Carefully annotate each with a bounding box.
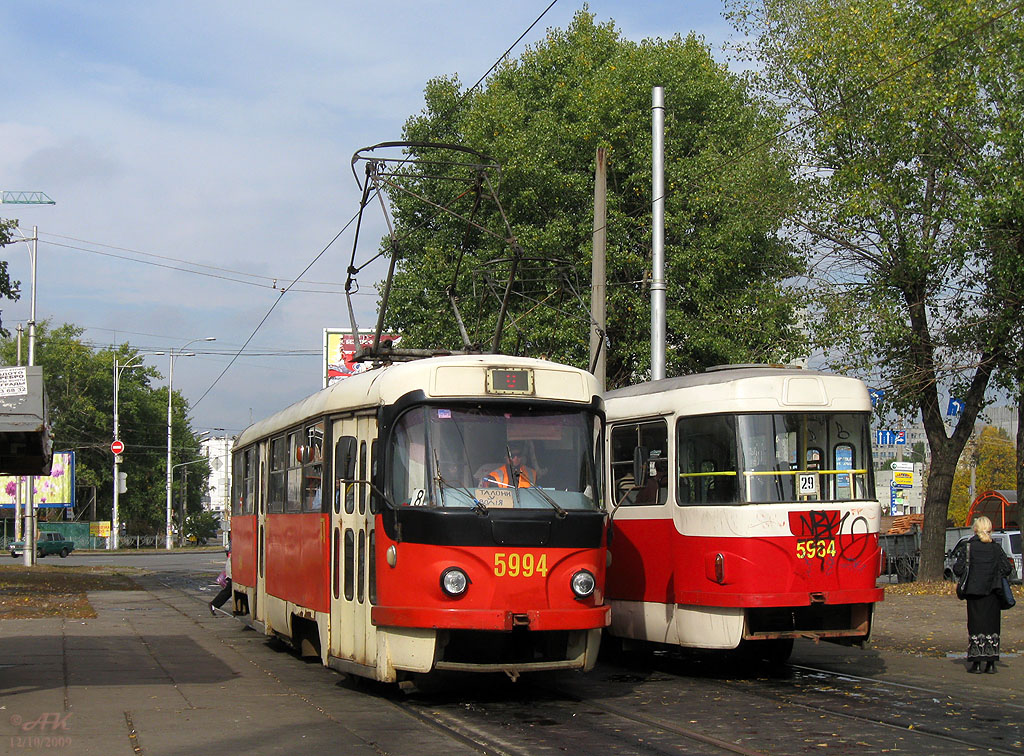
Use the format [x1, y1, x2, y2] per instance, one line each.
[677, 412, 874, 504]
[390, 406, 601, 511]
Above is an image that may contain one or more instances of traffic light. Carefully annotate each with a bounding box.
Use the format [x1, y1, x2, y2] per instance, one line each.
[118, 472, 127, 494]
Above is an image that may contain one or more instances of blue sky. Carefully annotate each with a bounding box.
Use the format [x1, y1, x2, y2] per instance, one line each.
[0, 1, 736, 436]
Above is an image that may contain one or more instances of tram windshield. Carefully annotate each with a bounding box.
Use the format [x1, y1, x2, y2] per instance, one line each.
[390, 405, 601, 512]
[676, 412, 874, 504]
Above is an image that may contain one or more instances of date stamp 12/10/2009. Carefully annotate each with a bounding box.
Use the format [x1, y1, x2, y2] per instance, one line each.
[8, 712, 72, 750]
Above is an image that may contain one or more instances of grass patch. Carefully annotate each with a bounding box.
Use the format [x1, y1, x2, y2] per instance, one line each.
[0, 565, 138, 620]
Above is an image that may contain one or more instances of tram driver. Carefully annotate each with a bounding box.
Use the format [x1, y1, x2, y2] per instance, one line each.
[480, 444, 537, 489]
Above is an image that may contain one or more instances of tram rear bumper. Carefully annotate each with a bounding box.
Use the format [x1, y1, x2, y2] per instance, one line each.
[371, 605, 610, 631]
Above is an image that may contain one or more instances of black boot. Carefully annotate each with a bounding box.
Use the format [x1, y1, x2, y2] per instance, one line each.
[968, 661, 981, 673]
[985, 661, 996, 674]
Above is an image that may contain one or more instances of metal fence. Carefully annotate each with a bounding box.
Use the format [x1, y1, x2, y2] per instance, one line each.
[1, 533, 167, 550]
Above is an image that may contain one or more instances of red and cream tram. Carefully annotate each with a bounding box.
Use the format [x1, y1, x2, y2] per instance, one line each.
[228, 355, 608, 682]
[604, 365, 883, 660]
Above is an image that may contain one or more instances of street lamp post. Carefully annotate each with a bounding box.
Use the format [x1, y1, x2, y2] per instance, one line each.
[172, 457, 208, 546]
[166, 337, 215, 549]
[112, 352, 163, 549]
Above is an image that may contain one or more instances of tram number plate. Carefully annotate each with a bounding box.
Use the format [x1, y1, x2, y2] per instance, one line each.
[494, 552, 548, 578]
[798, 473, 819, 495]
[796, 540, 836, 559]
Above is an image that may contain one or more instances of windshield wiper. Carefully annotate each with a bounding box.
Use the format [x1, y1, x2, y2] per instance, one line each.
[434, 451, 488, 515]
[529, 484, 567, 519]
[504, 446, 566, 518]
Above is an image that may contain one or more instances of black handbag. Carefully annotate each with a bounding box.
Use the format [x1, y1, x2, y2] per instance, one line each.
[955, 545, 970, 600]
[999, 577, 1016, 610]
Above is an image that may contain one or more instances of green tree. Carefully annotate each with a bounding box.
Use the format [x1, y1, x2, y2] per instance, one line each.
[0, 218, 23, 335]
[729, 0, 1024, 579]
[377, 11, 806, 385]
[0, 323, 209, 536]
[949, 426, 1017, 525]
[185, 510, 220, 545]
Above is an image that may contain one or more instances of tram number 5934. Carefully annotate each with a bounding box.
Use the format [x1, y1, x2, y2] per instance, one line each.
[494, 552, 548, 578]
[796, 540, 836, 559]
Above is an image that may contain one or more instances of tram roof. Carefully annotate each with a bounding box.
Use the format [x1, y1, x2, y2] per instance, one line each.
[605, 365, 871, 418]
[234, 354, 600, 449]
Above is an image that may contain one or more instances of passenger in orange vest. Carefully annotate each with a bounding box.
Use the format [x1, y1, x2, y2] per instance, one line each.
[481, 446, 536, 488]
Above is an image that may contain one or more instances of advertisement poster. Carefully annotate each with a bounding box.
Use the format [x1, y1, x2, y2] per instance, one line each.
[323, 329, 402, 387]
[0, 451, 75, 509]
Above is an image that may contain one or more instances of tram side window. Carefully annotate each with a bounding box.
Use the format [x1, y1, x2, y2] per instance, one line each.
[232, 450, 245, 516]
[268, 436, 286, 513]
[285, 431, 302, 512]
[301, 421, 324, 513]
[610, 421, 668, 507]
[244, 448, 256, 514]
[676, 415, 739, 505]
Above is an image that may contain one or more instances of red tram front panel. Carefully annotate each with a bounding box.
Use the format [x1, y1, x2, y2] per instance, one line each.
[608, 505, 882, 609]
[373, 529, 608, 631]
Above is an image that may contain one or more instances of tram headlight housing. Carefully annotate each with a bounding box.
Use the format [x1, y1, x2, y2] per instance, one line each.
[440, 567, 470, 597]
[570, 569, 596, 599]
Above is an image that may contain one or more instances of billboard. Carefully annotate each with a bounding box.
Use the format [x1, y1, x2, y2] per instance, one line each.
[323, 329, 402, 387]
[0, 451, 75, 509]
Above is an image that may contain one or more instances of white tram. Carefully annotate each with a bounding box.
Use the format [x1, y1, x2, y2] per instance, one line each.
[603, 365, 883, 660]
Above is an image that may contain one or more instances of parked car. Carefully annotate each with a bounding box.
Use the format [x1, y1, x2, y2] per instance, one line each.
[944, 530, 1021, 584]
[9, 531, 75, 559]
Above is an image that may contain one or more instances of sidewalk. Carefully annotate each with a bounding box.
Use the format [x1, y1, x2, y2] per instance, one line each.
[0, 575, 482, 756]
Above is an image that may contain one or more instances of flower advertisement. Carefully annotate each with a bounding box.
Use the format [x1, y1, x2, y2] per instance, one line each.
[0, 451, 75, 508]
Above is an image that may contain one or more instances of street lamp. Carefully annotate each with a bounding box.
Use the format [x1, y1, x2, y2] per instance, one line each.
[166, 337, 215, 549]
[172, 457, 208, 546]
[112, 352, 164, 549]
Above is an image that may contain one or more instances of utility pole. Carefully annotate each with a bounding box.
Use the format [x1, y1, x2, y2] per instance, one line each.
[590, 147, 607, 390]
[651, 87, 667, 381]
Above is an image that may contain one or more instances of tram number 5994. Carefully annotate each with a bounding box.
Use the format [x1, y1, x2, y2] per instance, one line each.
[796, 540, 836, 559]
[494, 552, 548, 578]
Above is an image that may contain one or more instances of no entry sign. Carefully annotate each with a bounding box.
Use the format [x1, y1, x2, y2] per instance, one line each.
[111, 440, 125, 455]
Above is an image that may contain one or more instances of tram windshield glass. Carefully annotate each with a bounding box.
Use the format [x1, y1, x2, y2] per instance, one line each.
[677, 412, 874, 504]
[390, 405, 601, 511]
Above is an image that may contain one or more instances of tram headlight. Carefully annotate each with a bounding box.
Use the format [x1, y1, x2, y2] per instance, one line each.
[440, 567, 470, 597]
[570, 569, 596, 599]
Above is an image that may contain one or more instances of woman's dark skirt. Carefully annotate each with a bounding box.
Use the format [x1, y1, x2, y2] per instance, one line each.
[966, 592, 1002, 661]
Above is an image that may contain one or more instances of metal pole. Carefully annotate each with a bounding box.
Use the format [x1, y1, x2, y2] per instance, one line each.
[590, 147, 607, 390]
[166, 352, 175, 549]
[112, 358, 120, 549]
[164, 336, 214, 549]
[651, 88, 667, 381]
[14, 326, 23, 543]
[23, 227, 38, 566]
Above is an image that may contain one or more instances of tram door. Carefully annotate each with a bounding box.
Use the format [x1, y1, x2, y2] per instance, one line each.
[328, 415, 377, 670]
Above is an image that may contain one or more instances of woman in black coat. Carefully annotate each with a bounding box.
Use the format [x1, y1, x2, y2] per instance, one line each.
[952, 516, 1014, 673]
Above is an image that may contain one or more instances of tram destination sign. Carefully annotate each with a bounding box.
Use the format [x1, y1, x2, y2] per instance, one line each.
[486, 368, 534, 396]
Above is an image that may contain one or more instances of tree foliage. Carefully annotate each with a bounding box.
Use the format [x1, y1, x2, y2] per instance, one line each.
[0, 323, 210, 534]
[374, 11, 806, 385]
[949, 426, 1016, 526]
[0, 218, 23, 336]
[729, 0, 1024, 579]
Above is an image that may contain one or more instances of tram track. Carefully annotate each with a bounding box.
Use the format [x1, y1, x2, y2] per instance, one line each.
[159, 570, 1022, 755]
[392, 678, 768, 756]
[554, 653, 1024, 755]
